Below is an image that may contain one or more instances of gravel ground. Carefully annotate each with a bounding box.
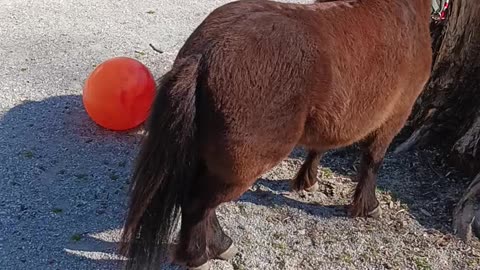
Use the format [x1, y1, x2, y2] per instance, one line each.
[1, 0, 479, 269]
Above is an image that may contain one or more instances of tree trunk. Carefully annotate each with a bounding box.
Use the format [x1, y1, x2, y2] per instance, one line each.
[396, 0, 480, 242]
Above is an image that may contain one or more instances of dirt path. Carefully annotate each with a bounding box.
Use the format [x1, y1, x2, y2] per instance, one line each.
[0, 0, 478, 269]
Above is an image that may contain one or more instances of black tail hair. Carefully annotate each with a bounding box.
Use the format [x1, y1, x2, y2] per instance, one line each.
[119, 55, 202, 270]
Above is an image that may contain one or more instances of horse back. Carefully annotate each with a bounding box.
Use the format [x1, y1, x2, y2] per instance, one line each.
[170, 0, 432, 173]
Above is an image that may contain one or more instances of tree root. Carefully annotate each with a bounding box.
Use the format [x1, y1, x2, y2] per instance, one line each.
[453, 173, 480, 243]
[394, 126, 431, 154]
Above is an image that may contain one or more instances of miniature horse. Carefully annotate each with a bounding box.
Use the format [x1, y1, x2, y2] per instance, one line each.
[119, 0, 432, 269]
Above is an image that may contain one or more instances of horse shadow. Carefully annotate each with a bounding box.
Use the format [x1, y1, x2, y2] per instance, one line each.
[237, 178, 346, 219]
[238, 136, 469, 236]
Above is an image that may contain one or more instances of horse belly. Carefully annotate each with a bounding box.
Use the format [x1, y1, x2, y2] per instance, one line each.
[299, 89, 401, 150]
[299, 119, 372, 150]
[199, 108, 307, 183]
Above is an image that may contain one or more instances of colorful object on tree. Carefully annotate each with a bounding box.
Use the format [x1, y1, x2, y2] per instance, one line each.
[440, 1, 449, 20]
[431, 0, 449, 21]
[82, 57, 156, 131]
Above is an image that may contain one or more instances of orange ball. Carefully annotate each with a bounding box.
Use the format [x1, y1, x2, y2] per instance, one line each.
[83, 57, 156, 131]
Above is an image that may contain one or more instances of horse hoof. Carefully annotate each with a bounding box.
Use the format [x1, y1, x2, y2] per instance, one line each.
[304, 181, 319, 192]
[216, 243, 238, 260]
[188, 261, 211, 270]
[347, 201, 382, 218]
[367, 204, 382, 218]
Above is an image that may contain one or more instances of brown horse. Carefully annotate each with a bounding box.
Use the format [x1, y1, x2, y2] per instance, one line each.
[119, 0, 432, 269]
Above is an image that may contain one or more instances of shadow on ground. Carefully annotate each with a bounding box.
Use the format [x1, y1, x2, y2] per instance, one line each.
[0, 95, 473, 270]
[238, 178, 346, 219]
[240, 138, 471, 237]
[0, 95, 143, 269]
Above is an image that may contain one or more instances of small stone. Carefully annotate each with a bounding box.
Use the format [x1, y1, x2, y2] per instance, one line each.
[383, 262, 392, 269]
[419, 208, 432, 217]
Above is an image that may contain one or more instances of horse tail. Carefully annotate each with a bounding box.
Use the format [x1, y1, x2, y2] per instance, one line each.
[119, 55, 202, 270]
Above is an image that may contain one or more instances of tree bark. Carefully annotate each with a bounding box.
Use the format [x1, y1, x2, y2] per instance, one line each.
[453, 173, 480, 242]
[397, 0, 480, 242]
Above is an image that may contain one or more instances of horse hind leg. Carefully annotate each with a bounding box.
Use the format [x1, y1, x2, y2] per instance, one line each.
[210, 210, 238, 260]
[349, 111, 411, 218]
[177, 209, 236, 270]
[174, 170, 248, 269]
[291, 150, 324, 192]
